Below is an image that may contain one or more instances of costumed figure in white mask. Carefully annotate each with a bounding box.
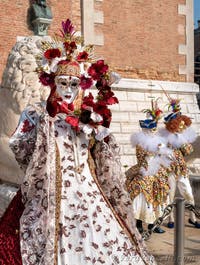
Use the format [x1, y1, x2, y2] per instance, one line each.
[125, 100, 173, 234]
[0, 19, 156, 265]
[160, 97, 200, 229]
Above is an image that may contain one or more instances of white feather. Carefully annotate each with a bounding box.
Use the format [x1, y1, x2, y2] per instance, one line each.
[130, 131, 174, 176]
[139, 153, 173, 176]
[130, 131, 168, 153]
[159, 127, 197, 148]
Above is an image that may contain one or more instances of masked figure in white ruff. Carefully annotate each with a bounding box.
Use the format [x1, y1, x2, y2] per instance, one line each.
[0, 20, 156, 265]
[160, 98, 200, 229]
[125, 100, 173, 234]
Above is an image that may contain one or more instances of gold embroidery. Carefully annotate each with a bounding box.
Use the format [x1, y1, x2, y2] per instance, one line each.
[54, 143, 62, 265]
[125, 145, 170, 208]
[170, 149, 188, 178]
[180, 143, 193, 156]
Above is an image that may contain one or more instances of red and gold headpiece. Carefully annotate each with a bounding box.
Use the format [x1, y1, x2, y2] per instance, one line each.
[36, 19, 120, 130]
[55, 61, 81, 77]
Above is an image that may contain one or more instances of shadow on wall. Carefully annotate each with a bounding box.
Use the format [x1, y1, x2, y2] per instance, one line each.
[185, 135, 200, 169]
[190, 175, 200, 208]
[196, 92, 200, 109]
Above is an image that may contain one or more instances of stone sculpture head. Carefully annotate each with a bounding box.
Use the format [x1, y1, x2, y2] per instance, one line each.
[0, 36, 50, 184]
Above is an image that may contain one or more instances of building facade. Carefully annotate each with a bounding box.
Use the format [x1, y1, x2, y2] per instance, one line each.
[0, 1, 199, 213]
[0, 0, 195, 82]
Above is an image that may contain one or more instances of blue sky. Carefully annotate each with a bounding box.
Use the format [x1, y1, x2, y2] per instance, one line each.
[194, 0, 200, 28]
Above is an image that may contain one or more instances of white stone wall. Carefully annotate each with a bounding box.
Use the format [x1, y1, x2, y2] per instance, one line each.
[110, 78, 200, 173]
[0, 78, 199, 217]
[81, 0, 104, 46]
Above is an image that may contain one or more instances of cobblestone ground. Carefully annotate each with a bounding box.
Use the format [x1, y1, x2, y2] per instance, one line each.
[146, 211, 200, 265]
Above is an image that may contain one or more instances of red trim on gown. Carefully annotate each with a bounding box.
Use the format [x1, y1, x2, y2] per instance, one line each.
[0, 189, 24, 265]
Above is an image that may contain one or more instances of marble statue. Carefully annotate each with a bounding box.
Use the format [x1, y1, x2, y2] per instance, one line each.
[0, 36, 50, 185]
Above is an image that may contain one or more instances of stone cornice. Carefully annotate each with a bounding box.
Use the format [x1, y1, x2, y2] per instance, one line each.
[112, 78, 199, 94]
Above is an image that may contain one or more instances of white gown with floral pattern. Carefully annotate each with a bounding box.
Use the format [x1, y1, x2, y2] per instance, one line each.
[9, 103, 156, 265]
[56, 120, 144, 264]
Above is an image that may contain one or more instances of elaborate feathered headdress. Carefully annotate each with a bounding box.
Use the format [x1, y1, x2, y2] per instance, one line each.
[160, 86, 193, 133]
[139, 98, 163, 129]
[36, 19, 120, 130]
[164, 97, 182, 123]
[160, 86, 182, 123]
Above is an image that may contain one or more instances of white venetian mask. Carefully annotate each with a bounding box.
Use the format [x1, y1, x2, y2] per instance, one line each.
[55, 75, 80, 104]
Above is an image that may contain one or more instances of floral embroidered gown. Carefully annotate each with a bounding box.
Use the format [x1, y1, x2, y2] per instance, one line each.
[0, 103, 156, 265]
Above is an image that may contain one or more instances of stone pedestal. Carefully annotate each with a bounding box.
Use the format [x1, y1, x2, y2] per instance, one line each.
[32, 17, 52, 36]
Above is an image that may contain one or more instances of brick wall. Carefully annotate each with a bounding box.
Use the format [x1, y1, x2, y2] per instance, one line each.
[0, 0, 189, 82]
[94, 0, 186, 81]
[0, 1, 29, 80]
[0, 0, 81, 81]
